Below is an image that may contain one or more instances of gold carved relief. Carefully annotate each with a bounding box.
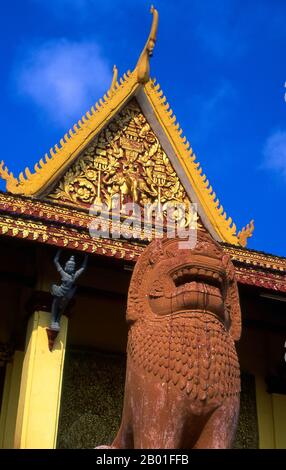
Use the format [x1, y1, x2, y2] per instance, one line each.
[48, 99, 191, 225]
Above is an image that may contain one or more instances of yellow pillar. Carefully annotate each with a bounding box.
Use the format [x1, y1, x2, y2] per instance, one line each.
[14, 311, 68, 449]
[255, 375, 275, 449]
[0, 352, 24, 448]
[272, 394, 286, 449]
[0, 363, 13, 447]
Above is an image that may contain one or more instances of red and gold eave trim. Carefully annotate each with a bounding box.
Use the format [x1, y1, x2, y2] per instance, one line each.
[0, 192, 285, 292]
[0, 213, 142, 261]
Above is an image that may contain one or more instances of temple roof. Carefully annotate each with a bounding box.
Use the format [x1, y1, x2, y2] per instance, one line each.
[0, 7, 253, 246]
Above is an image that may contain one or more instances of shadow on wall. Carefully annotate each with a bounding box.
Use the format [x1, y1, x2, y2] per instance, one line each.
[57, 350, 258, 449]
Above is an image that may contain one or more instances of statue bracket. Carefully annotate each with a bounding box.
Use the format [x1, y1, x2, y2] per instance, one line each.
[46, 327, 60, 352]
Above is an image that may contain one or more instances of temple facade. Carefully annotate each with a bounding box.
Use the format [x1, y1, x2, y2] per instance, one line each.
[0, 7, 285, 448]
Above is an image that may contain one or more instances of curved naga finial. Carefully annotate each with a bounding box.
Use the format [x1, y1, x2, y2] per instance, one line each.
[0, 160, 19, 192]
[135, 5, 159, 83]
[238, 219, 255, 247]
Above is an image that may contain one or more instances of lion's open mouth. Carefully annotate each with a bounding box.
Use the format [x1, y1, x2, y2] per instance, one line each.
[148, 265, 226, 317]
[171, 265, 224, 292]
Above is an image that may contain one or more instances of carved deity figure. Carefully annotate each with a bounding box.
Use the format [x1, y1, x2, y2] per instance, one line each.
[111, 232, 241, 448]
[50, 250, 88, 330]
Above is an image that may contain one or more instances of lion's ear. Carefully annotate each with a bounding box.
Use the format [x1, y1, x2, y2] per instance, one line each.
[222, 255, 242, 341]
[126, 283, 142, 323]
[126, 238, 163, 323]
[226, 280, 242, 341]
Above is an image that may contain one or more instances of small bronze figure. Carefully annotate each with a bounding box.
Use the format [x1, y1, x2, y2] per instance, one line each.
[50, 250, 88, 330]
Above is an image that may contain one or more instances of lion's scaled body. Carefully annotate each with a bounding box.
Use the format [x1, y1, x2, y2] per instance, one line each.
[112, 233, 241, 449]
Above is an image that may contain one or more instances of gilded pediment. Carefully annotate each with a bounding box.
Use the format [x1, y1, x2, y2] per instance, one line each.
[47, 99, 190, 213]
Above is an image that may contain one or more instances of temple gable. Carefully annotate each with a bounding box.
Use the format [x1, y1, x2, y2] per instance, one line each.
[47, 99, 190, 213]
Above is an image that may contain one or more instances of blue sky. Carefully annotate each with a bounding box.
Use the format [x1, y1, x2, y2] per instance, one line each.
[0, 0, 286, 256]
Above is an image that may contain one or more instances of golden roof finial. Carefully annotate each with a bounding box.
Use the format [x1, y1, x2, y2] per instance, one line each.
[135, 5, 159, 84]
[0, 160, 18, 192]
[238, 219, 255, 247]
[109, 64, 118, 95]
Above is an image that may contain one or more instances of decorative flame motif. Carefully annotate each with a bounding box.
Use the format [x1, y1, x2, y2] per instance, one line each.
[0, 161, 18, 188]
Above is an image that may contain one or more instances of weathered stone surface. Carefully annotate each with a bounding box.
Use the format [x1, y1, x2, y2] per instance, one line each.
[112, 232, 242, 449]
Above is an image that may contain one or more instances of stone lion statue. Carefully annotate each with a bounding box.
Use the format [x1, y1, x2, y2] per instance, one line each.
[112, 231, 242, 449]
